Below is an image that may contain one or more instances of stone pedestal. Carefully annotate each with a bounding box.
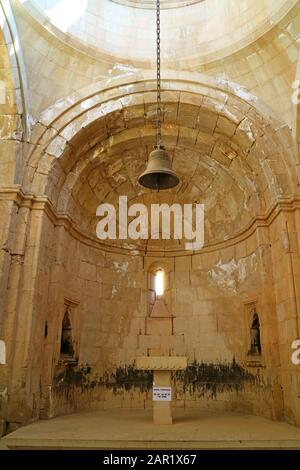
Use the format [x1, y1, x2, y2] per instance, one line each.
[153, 370, 172, 424]
[136, 356, 187, 425]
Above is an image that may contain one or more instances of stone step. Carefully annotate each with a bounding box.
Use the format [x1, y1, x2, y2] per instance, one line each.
[2, 409, 300, 450]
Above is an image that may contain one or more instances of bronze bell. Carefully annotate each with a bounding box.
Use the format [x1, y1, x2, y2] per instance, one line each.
[138, 147, 180, 190]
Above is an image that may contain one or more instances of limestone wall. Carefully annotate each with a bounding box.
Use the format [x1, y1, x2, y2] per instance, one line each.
[269, 210, 300, 425]
[1, 0, 300, 437]
[32, 218, 280, 422]
[10, 1, 300, 126]
[0, 189, 293, 428]
[1, 173, 299, 433]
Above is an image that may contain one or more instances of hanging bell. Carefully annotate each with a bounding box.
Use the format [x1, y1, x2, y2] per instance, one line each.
[138, 147, 180, 190]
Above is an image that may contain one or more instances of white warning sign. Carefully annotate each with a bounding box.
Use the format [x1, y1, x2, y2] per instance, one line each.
[153, 387, 172, 402]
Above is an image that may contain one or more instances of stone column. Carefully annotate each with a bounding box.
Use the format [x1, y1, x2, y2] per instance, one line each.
[270, 210, 300, 425]
[153, 370, 172, 425]
[256, 225, 284, 420]
[0, 188, 26, 436]
[39, 225, 66, 419]
[5, 202, 53, 430]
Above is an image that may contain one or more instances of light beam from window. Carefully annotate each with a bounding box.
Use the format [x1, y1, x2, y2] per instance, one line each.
[155, 270, 165, 296]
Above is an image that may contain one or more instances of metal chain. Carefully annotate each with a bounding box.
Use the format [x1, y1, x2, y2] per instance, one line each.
[156, 0, 162, 148]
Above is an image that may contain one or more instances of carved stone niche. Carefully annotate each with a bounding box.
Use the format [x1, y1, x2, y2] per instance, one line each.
[244, 301, 264, 368]
[59, 297, 80, 366]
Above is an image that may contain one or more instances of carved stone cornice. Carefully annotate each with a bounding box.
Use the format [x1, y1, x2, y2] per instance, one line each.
[1, 186, 300, 256]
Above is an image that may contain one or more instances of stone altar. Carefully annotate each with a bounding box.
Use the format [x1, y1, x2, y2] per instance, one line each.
[136, 356, 187, 425]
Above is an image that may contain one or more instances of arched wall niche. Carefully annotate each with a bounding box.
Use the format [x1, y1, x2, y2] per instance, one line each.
[22, 72, 297, 255]
[2, 72, 300, 430]
[249, 312, 262, 356]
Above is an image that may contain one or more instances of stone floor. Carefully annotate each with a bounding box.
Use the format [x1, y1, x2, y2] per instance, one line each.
[2, 409, 300, 450]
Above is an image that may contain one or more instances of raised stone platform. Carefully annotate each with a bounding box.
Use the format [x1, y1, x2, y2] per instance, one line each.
[2, 409, 300, 450]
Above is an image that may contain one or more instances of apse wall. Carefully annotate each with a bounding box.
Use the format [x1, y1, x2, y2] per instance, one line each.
[1, 0, 300, 439]
[38, 219, 282, 422]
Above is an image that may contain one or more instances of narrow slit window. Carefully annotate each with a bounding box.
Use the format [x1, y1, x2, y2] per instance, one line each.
[155, 270, 165, 296]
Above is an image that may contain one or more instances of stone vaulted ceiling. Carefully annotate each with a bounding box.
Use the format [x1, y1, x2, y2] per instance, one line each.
[6, 1, 299, 255]
[20, 0, 297, 66]
[24, 73, 295, 255]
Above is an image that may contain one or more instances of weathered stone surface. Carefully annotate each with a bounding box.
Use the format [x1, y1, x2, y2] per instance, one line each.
[0, 0, 300, 438]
